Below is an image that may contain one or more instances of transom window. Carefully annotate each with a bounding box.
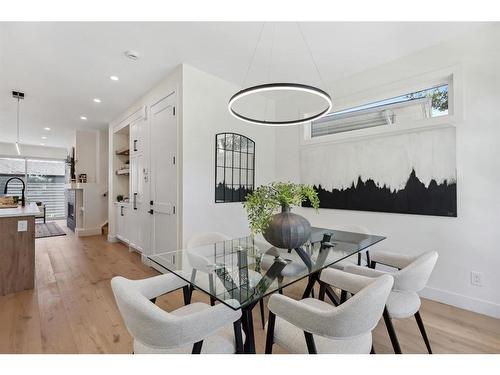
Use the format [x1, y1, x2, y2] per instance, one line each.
[311, 84, 449, 138]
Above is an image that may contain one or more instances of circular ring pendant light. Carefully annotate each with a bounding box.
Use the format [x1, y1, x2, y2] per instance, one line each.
[228, 83, 332, 126]
[228, 23, 333, 126]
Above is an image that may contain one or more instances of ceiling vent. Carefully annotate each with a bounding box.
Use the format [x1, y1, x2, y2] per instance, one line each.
[124, 50, 140, 61]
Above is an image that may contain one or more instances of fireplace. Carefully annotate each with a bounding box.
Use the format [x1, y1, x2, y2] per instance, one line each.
[66, 189, 76, 231]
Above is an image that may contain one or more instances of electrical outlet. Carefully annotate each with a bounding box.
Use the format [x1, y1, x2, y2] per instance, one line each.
[470, 271, 483, 287]
[17, 220, 27, 232]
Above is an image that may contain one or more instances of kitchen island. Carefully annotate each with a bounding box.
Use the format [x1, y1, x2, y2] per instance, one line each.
[0, 202, 40, 296]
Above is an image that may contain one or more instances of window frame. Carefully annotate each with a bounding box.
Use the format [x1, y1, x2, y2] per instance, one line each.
[0, 155, 66, 219]
[302, 65, 462, 146]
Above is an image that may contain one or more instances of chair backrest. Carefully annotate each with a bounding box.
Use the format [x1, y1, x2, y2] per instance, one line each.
[324, 274, 394, 338]
[187, 232, 230, 249]
[111, 276, 182, 349]
[393, 251, 438, 292]
[186, 232, 230, 272]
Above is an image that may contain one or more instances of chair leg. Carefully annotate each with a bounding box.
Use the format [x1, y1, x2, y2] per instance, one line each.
[370, 260, 376, 269]
[383, 308, 402, 354]
[192, 340, 203, 354]
[318, 283, 326, 301]
[259, 299, 265, 330]
[414, 311, 433, 354]
[370, 345, 376, 354]
[208, 273, 216, 306]
[182, 285, 191, 305]
[366, 250, 371, 267]
[265, 311, 276, 354]
[304, 332, 317, 354]
[340, 289, 348, 304]
[233, 320, 244, 354]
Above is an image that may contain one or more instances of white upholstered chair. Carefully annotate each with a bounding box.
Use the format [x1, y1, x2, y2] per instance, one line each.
[187, 232, 231, 306]
[344, 250, 439, 354]
[326, 224, 374, 270]
[187, 232, 267, 329]
[264, 268, 394, 354]
[111, 273, 244, 354]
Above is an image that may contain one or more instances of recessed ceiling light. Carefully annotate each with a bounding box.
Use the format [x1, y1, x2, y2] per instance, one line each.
[41, 136, 47, 139]
[80, 116, 87, 120]
[44, 127, 51, 131]
[93, 98, 101, 103]
[40, 143, 45, 146]
[124, 50, 140, 61]
[110, 75, 119, 81]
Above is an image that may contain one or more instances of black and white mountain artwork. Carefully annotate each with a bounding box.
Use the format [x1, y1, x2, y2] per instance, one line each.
[300, 127, 457, 217]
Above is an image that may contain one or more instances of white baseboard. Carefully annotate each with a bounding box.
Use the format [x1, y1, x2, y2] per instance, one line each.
[107, 235, 118, 243]
[75, 227, 102, 237]
[421, 286, 500, 319]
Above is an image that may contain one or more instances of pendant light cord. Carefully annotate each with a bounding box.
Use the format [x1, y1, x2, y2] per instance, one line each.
[16, 97, 20, 143]
[297, 22, 328, 90]
[242, 22, 266, 87]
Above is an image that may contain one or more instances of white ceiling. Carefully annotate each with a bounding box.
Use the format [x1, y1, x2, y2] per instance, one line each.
[0, 22, 485, 148]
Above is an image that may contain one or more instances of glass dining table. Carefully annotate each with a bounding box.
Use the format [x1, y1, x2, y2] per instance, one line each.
[148, 226, 385, 353]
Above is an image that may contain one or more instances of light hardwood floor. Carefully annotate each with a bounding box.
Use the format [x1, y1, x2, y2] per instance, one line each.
[1, 224, 499, 354]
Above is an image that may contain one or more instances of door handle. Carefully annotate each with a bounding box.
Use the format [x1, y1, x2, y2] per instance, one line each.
[148, 209, 154, 215]
[133, 193, 138, 210]
[133, 139, 138, 152]
[120, 206, 124, 216]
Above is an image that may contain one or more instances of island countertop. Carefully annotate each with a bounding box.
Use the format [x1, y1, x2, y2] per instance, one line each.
[0, 202, 40, 218]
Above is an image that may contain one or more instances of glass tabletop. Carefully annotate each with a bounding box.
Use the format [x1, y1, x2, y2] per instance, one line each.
[148, 227, 385, 310]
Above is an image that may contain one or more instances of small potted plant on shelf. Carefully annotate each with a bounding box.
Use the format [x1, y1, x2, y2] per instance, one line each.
[65, 147, 77, 182]
[243, 182, 320, 249]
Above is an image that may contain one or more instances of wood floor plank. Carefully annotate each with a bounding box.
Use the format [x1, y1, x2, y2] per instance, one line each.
[0, 224, 498, 354]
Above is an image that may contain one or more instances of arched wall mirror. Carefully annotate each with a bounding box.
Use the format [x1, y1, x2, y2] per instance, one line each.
[215, 133, 255, 203]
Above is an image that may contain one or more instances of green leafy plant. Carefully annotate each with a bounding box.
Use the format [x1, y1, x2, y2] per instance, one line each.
[243, 182, 320, 234]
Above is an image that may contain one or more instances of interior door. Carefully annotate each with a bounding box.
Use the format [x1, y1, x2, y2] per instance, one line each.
[150, 92, 177, 255]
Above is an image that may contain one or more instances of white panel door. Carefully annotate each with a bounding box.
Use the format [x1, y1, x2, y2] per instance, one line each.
[129, 152, 146, 252]
[130, 117, 145, 155]
[150, 92, 177, 255]
[116, 203, 130, 244]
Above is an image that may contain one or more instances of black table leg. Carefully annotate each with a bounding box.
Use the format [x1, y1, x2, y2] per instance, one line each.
[324, 284, 340, 306]
[301, 274, 319, 299]
[241, 305, 256, 353]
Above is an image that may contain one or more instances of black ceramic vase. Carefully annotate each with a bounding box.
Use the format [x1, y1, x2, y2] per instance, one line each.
[263, 205, 312, 249]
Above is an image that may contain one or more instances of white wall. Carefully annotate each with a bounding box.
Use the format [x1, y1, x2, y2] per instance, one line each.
[181, 65, 276, 245]
[275, 24, 500, 318]
[0, 141, 67, 159]
[75, 130, 97, 182]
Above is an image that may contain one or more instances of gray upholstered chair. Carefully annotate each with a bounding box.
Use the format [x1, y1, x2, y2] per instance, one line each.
[344, 250, 438, 354]
[264, 268, 394, 354]
[111, 273, 244, 354]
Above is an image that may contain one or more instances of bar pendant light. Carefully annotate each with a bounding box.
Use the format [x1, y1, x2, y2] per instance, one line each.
[12, 91, 24, 155]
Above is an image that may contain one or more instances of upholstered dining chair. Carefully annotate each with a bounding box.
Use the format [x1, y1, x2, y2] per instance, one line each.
[111, 273, 244, 354]
[326, 224, 374, 270]
[344, 250, 439, 354]
[187, 232, 231, 306]
[264, 268, 394, 354]
[187, 232, 266, 329]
